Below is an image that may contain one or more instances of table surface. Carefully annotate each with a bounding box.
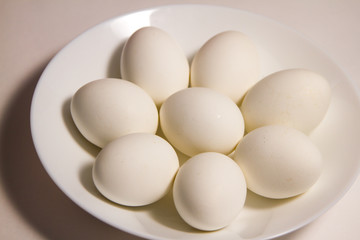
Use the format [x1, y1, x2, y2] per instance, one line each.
[1, 0, 359, 239]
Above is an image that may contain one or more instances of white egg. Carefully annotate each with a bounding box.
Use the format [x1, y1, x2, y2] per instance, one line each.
[173, 152, 247, 231]
[190, 31, 260, 104]
[92, 133, 179, 206]
[234, 125, 323, 199]
[70, 78, 158, 148]
[241, 68, 331, 133]
[120, 26, 189, 106]
[160, 87, 245, 157]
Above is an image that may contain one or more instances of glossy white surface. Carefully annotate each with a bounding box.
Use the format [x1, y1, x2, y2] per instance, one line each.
[29, 4, 360, 240]
[1, 1, 360, 240]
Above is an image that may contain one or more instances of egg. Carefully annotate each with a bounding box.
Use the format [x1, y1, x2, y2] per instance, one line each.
[234, 125, 323, 199]
[173, 152, 247, 231]
[70, 78, 158, 148]
[160, 87, 245, 157]
[190, 31, 260, 104]
[120, 26, 190, 106]
[241, 68, 331, 133]
[92, 133, 179, 206]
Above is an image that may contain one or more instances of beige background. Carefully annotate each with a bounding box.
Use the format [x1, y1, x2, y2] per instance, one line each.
[1, 0, 359, 239]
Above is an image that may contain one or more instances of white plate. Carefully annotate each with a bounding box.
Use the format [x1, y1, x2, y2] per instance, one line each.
[30, 4, 360, 240]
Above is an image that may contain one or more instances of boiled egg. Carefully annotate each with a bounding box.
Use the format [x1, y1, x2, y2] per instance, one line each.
[92, 133, 179, 206]
[173, 152, 247, 231]
[121, 26, 189, 106]
[234, 125, 323, 199]
[190, 31, 260, 104]
[70, 78, 158, 148]
[241, 68, 331, 133]
[160, 87, 244, 157]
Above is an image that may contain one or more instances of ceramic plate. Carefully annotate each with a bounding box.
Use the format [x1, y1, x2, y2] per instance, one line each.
[30, 4, 360, 240]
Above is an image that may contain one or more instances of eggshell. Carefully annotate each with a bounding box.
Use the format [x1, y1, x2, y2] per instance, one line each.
[92, 133, 179, 206]
[121, 26, 189, 106]
[241, 68, 331, 133]
[190, 31, 260, 104]
[159, 87, 245, 157]
[173, 152, 247, 231]
[70, 78, 158, 148]
[234, 125, 323, 199]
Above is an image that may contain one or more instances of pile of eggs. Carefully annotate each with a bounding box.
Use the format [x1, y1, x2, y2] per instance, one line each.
[70, 27, 331, 231]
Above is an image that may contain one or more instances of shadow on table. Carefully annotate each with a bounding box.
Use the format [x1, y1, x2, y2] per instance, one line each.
[0, 59, 143, 240]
